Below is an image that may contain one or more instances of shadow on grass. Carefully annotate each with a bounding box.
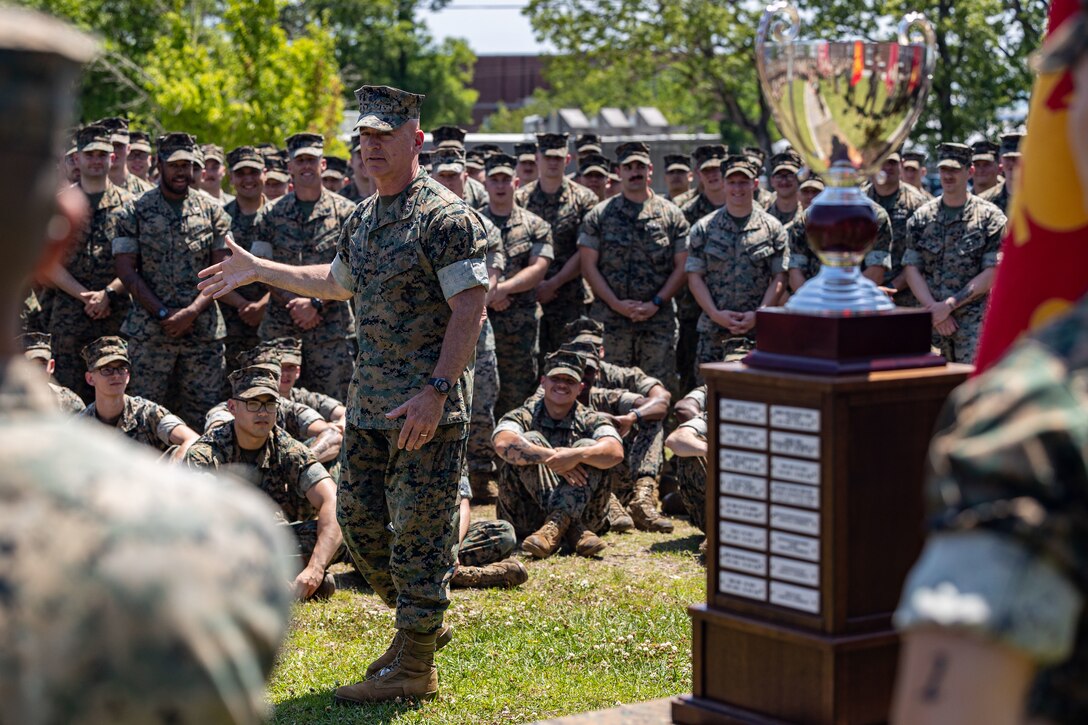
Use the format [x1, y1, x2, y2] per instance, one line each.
[648, 533, 703, 555]
[273, 690, 428, 724]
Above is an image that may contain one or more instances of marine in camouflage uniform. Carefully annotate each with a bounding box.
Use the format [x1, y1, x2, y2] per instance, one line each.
[579, 141, 690, 392]
[47, 124, 133, 400]
[451, 475, 527, 588]
[744, 146, 776, 209]
[865, 151, 930, 307]
[901, 150, 935, 200]
[686, 156, 789, 379]
[482, 153, 555, 415]
[253, 133, 358, 400]
[787, 195, 893, 288]
[667, 384, 708, 532]
[97, 116, 156, 197]
[341, 133, 372, 203]
[112, 132, 231, 429]
[977, 132, 1024, 215]
[19, 332, 86, 414]
[903, 143, 1007, 364]
[515, 133, 599, 361]
[431, 125, 490, 210]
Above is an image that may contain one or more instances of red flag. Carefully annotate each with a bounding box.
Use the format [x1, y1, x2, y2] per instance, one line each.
[850, 41, 864, 86]
[972, 0, 1088, 373]
[885, 44, 899, 93]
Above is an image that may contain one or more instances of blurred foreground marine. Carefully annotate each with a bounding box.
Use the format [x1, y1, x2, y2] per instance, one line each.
[891, 22, 1088, 725]
[0, 9, 294, 724]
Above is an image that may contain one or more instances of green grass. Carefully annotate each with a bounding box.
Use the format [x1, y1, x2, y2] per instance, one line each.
[268, 509, 705, 724]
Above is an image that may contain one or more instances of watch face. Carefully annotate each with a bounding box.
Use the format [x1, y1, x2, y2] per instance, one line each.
[433, 378, 451, 394]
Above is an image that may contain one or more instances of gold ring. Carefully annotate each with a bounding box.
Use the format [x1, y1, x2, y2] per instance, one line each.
[420, 433, 428, 438]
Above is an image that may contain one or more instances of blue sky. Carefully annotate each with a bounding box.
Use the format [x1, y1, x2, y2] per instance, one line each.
[417, 0, 553, 55]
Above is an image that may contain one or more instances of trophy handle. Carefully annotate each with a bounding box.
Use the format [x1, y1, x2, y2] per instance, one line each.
[757, 1, 800, 47]
[898, 13, 937, 76]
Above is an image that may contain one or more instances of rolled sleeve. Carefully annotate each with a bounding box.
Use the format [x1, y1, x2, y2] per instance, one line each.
[330, 253, 355, 293]
[298, 461, 330, 496]
[156, 414, 185, 446]
[592, 423, 623, 443]
[901, 248, 922, 267]
[680, 416, 707, 438]
[531, 241, 555, 260]
[492, 418, 527, 440]
[296, 405, 323, 434]
[864, 249, 891, 270]
[685, 255, 707, 274]
[112, 236, 138, 255]
[437, 258, 488, 300]
[577, 230, 601, 251]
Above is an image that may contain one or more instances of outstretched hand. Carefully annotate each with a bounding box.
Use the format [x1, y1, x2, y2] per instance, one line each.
[197, 236, 259, 299]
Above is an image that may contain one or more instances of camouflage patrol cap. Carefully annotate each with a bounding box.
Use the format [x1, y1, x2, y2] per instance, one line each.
[536, 133, 570, 157]
[76, 124, 114, 154]
[543, 349, 585, 382]
[431, 126, 467, 149]
[96, 116, 129, 144]
[515, 142, 538, 162]
[200, 143, 225, 164]
[226, 145, 264, 172]
[664, 154, 691, 173]
[128, 130, 152, 153]
[743, 146, 767, 169]
[692, 144, 727, 171]
[286, 133, 324, 159]
[265, 153, 289, 183]
[419, 150, 434, 172]
[472, 143, 503, 157]
[971, 139, 999, 162]
[349, 132, 360, 154]
[65, 131, 78, 157]
[464, 150, 485, 171]
[433, 146, 466, 174]
[1000, 132, 1024, 158]
[192, 145, 205, 169]
[560, 340, 599, 369]
[565, 315, 604, 339]
[579, 153, 610, 177]
[255, 143, 279, 158]
[81, 335, 129, 370]
[799, 170, 824, 192]
[723, 154, 758, 179]
[235, 341, 283, 373]
[616, 141, 651, 166]
[19, 332, 52, 361]
[937, 142, 972, 169]
[323, 155, 349, 179]
[885, 151, 902, 163]
[901, 150, 926, 169]
[353, 85, 425, 132]
[157, 132, 197, 163]
[576, 133, 602, 154]
[230, 366, 281, 400]
[770, 148, 803, 175]
[273, 337, 303, 366]
[486, 153, 517, 177]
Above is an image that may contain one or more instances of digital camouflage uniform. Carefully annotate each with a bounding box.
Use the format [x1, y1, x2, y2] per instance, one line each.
[672, 187, 698, 208]
[493, 397, 622, 538]
[204, 395, 323, 440]
[678, 193, 725, 393]
[50, 181, 133, 399]
[119, 171, 154, 197]
[686, 206, 789, 378]
[222, 194, 268, 382]
[483, 203, 554, 415]
[515, 178, 599, 360]
[903, 195, 1006, 363]
[866, 181, 929, 307]
[978, 180, 1010, 214]
[464, 176, 490, 210]
[788, 196, 892, 281]
[291, 386, 343, 421]
[329, 166, 488, 634]
[112, 186, 231, 428]
[455, 476, 518, 566]
[340, 179, 369, 204]
[894, 293, 1088, 724]
[79, 394, 187, 452]
[253, 188, 358, 400]
[48, 382, 86, 414]
[673, 384, 708, 532]
[466, 211, 504, 481]
[596, 359, 663, 396]
[579, 192, 689, 392]
[588, 386, 665, 507]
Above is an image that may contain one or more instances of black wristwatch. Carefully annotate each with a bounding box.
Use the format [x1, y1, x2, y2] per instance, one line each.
[104, 287, 117, 301]
[156, 306, 169, 320]
[652, 295, 665, 307]
[310, 297, 324, 312]
[428, 377, 451, 395]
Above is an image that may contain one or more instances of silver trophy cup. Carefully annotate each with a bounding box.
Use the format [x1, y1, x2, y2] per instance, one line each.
[756, 2, 937, 312]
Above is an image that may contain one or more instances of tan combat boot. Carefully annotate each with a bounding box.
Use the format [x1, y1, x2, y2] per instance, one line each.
[336, 630, 440, 704]
[452, 559, 529, 588]
[566, 519, 607, 557]
[606, 492, 634, 532]
[521, 510, 571, 559]
[364, 624, 453, 679]
[628, 476, 675, 533]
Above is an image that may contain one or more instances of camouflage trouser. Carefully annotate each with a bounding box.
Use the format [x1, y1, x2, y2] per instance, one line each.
[611, 419, 665, 503]
[491, 304, 542, 418]
[127, 337, 225, 431]
[675, 455, 708, 532]
[289, 518, 348, 572]
[468, 320, 499, 476]
[593, 303, 679, 395]
[457, 519, 517, 567]
[298, 337, 355, 402]
[933, 307, 983, 364]
[496, 432, 613, 539]
[695, 330, 755, 384]
[676, 314, 700, 399]
[538, 295, 588, 365]
[338, 423, 464, 633]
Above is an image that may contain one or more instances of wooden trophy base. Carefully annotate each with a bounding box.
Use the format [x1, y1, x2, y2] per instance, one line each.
[743, 308, 943, 375]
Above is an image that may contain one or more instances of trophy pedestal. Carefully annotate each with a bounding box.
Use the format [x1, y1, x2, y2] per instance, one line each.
[743, 308, 944, 375]
[672, 362, 970, 725]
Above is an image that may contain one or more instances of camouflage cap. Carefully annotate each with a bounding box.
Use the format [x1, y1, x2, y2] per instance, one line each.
[664, 154, 691, 173]
[264, 151, 290, 182]
[543, 349, 585, 382]
[971, 139, 999, 162]
[273, 337, 302, 366]
[514, 142, 538, 162]
[95, 116, 129, 144]
[349, 132, 360, 154]
[353, 85, 424, 132]
[616, 141, 651, 166]
[235, 341, 283, 372]
[560, 339, 599, 369]
[227, 145, 264, 172]
[431, 126, 467, 149]
[937, 142, 972, 169]
[579, 153, 611, 177]
[19, 332, 52, 361]
[464, 150, 485, 170]
[81, 335, 129, 370]
[723, 154, 757, 179]
[770, 148, 803, 175]
[472, 143, 503, 156]
[157, 132, 197, 163]
[743, 146, 767, 167]
[192, 145, 205, 168]
[128, 130, 152, 153]
[576, 133, 602, 154]
[286, 132, 324, 159]
[692, 144, 728, 171]
[799, 170, 825, 192]
[565, 315, 604, 339]
[230, 366, 281, 401]
[536, 133, 570, 157]
[485, 152, 517, 177]
[433, 146, 466, 174]
[323, 155, 349, 179]
[1000, 132, 1024, 158]
[885, 151, 902, 163]
[65, 131, 78, 157]
[76, 124, 113, 154]
[419, 150, 434, 172]
[256, 143, 280, 158]
[901, 150, 926, 169]
[200, 143, 225, 164]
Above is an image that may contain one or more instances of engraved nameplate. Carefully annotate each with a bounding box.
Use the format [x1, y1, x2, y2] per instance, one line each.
[771, 457, 820, 485]
[720, 571, 768, 601]
[770, 556, 820, 586]
[721, 449, 768, 476]
[720, 398, 767, 425]
[770, 505, 821, 536]
[720, 522, 768, 551]
[770, 431, 820, 460]
[720, 497, 768, 525]
[720, 472, 768, 500]
[720, 546, 767, 576]
[770, 405, 821, 432]
[720, 424, 768, 451]
[771, 481, 820, 509]
[770, 581, 820, 613]
[770, 531, 820, 562]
